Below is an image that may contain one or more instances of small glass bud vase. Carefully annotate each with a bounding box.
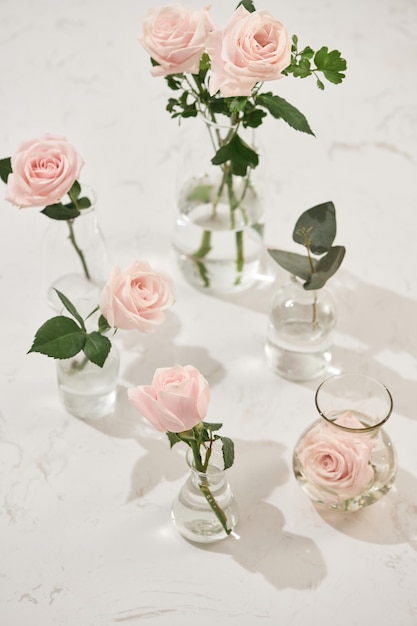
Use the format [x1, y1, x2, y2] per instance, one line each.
[56, 345, 120, 420]
[171, 449, 239, 543]
[293, 373, 397, 512]
[265, 276, 337, 381]
[41, 189, 108, 310]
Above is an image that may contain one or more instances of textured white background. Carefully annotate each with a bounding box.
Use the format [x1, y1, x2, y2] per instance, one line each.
[1, 1, 417, 624]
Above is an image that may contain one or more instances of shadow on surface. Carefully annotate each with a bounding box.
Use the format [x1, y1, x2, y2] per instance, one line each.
[316, 467, 417, 551]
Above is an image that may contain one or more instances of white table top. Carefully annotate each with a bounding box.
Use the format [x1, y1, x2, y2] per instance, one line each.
[1, 1, 417, 624]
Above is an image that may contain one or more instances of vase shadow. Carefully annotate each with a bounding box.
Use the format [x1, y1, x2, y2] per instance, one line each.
[188, 439, 327, 591]
[315, 467, 417, 551]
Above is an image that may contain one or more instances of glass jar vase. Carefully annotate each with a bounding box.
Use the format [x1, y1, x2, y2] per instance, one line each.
[265, 276, 337, 381]
[293, 373, 397, 511]
[56, 344, 120, 420]
[41, 190, 108, 309]
[171, 449, 239, 543]
[172, 118, 264, 294]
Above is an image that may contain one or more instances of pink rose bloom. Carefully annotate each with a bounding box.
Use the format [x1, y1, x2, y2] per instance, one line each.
[128, 364, 210, 432]
[297, 412, 375, 500]
[207, 5, 291, 97]
[99, 260, 175, 332]
[139, 3, 214, 77]
[5, 134, 83, 208]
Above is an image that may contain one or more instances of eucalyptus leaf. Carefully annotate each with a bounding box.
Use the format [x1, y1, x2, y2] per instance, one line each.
[211, 132, 259, 176]
[41, 203, 80, 220]
[293, 201, 336, 254]
[83, 332, 111, 368]
[28, 316, 86, 359]
[0, 157, 12, 184]
[267, 249, 315, 282]
[304, 245, 346, 290]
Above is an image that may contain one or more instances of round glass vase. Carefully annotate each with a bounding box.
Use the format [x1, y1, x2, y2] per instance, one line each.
[171, 448, 239, 543]
[265, 276, 337, 382]
[56, 345, 120, 420]
[41, 189, 108, 310]
[293, 373, 397, 512]
[172, 118, 264, 294]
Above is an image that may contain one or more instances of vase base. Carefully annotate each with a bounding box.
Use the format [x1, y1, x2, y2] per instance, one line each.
[59, 387, 117, 420]
[265, 340, 331, 382]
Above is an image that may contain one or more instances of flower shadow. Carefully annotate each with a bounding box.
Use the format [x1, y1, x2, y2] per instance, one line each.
[195, 439, 327, 591]
[315, 466, 417, 552]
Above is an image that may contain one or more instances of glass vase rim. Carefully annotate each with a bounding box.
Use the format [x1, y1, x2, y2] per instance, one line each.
[314, 372, 393, 432]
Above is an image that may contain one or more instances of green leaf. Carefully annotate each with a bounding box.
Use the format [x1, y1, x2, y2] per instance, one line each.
[293, 201, 336, 254]
[98, 314, 111, 334]
[304, 245, 345, 290]
[54, 290, 86, 330]
[236, 0, 256, 12]
[0, 157, 12, 184]
[242, 107, 266, 129]
[83, 332, 111, 368]
[28, 316, 86, 359]
[211, 132, 259, 176]
[41, 203, 80, 220]
[167, 432, 182, 448]
[314, 47, 347, 85]
[256, 93, 315, 135]
[220, 436, 235, 470]
[68, 180, 81, 201]
[267, 249, 314, 281]
[202, 421, 223, 432]
[76, 196, 92, 210]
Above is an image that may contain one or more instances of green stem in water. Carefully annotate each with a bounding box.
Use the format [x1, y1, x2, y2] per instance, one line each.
[190, 440, 232, 536]
[66, 219, 91, 280]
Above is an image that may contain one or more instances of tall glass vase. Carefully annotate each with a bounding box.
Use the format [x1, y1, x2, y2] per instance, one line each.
[172, 119, 264, 294]
[293, 373, 397, 511]
[171, 449, 239, 543]
[265, 276, 337, 381]
[41, 191, 108, 309]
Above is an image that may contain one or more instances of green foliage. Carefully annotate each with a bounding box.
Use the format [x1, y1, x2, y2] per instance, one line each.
[256, 93, 315, 135]
[283, 36, 347, 90]
[211, 132, 259, 176]
[268, 201, 346, 290]
[39, 181, 91, 221]
[27, 290, 113, 367]
[0, 157, 12, 184]
[236, 0, 256, 12]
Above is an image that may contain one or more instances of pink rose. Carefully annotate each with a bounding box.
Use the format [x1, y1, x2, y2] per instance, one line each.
[5, 134, 84, 208]
[128, 364, 210, 432]
[207, 5, 291, 97]
[296, 412, 375, 500]
[139, 4, 214, 77]
[99, 260, 175, 332]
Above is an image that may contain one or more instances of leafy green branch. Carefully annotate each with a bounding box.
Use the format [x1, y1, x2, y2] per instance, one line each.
[28, 290, 112, 368]
[267, 201, 346, 290]
[282, 35, 347, 90]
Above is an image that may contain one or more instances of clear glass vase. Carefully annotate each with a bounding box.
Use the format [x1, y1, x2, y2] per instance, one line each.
[293, 373, 397, 511]
[171, 449, 239, 543]
[56, 345, 120, 420]
[265, 276, 337, 381]
[172, 119, 264, 294]
[41, 190, 108, 309]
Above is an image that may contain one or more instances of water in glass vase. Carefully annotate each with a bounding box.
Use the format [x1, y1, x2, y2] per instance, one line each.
[173, 174, 264, 293]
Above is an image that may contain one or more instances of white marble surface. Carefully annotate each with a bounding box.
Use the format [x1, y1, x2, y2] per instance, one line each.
[1, 0, 417, 624]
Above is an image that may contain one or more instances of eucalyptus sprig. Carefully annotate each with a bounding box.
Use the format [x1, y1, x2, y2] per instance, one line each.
[168, 421, 235, 535]
[28, 290, 112, 369]
[267, 201, 346, 290]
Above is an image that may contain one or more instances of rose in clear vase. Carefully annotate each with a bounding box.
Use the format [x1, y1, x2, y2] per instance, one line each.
[128, 365, 239, 543]
[28, 260, 175, 420]
[0, 134, 108, 308]
[138, 2, 347, 292]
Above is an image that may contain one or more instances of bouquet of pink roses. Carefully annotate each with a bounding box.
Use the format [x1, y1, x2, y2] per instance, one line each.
[139, 1, 347, 288]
